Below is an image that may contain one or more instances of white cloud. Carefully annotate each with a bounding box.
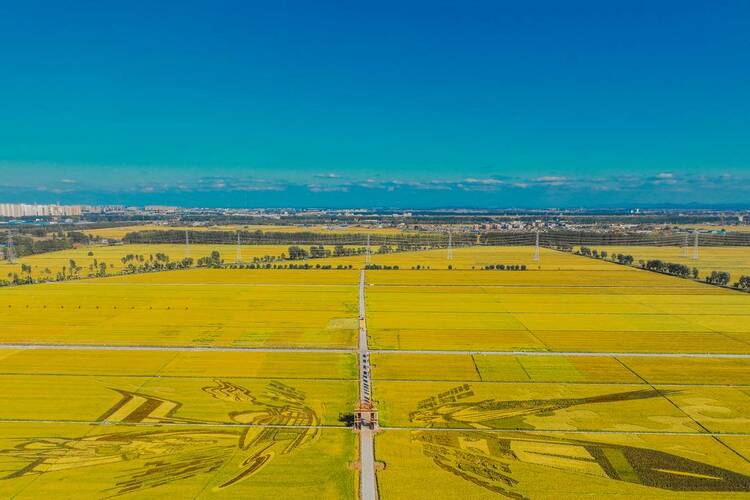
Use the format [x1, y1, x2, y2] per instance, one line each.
[463, 177, 504, 185]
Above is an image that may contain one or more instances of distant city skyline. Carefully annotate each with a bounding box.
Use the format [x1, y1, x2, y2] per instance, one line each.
[1, 1, 748, 208]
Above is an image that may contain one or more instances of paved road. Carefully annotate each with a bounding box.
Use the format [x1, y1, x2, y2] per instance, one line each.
[360, 429, 378, 500]
[3, 418, 747, 437]
[1, 343, 748, 359]
[0, 343, 355, 353]
[358, 270, 379, 500]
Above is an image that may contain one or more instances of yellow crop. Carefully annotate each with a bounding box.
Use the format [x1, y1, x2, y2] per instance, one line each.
[1, 243, 749, 498]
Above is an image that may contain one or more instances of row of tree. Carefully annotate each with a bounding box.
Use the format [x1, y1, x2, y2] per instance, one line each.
[226, 262, 355, 270]
[0, 230, 110, 260]
[122, 229, 465, 248]
[574, 246, 746, 291]
[642, 259, 697, 278]
[577, 246, 632, 263]
[481, 264, 528, 271]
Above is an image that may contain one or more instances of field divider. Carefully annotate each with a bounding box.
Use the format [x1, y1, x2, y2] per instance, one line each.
[2, 344, 749, 358]
[0, 419, 350, 429]
[0, 343, 357, 353]
[378, 427, 750, 436]
[371, 350, 750, 358]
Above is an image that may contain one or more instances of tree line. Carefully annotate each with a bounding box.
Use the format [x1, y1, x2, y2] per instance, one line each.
[572, 246, 749, 291]
[122, 229, 471, 248]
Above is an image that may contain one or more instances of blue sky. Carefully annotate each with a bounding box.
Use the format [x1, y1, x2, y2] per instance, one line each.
[1, 1, 748, 208]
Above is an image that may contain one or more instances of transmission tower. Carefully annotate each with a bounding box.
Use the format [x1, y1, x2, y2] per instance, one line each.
[185, 230, 191, 259]
[533, 230, 540, 262]
[365, 234, 372, 265]
[682, 233, 689, 257]
[692, 232, 699, 260]
[6, 230, 16, 264]
[236, 231, 242, 263]
[447, 229, 453, 260]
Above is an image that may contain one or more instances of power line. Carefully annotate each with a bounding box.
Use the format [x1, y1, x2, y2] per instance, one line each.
[236, 231, 242, 263]
[6, 230, 16, 264]
[365, 234, 371, 265]
[682, 233, 689, 257]
[693, 232, 699, 260]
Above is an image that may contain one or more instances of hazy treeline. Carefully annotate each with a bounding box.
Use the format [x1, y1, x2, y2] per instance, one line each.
[0, 231, 95, 258]
[122, 229, 476, 248]
[121, 229, 750, 248]
[484, 231, 750, 247]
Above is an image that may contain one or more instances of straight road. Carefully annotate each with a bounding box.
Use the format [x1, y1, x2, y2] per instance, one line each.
[0, 343, 355, 353]
[1, 343, 749, 359]
[358, 270, 378, 500]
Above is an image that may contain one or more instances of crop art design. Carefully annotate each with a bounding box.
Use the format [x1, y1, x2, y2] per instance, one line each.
[410, 385, 750, 498]
[0, 380, 319, 495]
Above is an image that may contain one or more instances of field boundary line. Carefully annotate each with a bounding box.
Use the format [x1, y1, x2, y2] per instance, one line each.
[379, 427, 750, 436]
[0, 343, 357, 353]
[0, 419, 348, 429]
[372, 350, 750, 358]
[2, 344, 749, 358]
[369, 379, 750, 388]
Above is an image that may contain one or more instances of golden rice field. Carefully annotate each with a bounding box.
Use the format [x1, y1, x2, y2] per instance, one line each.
[0, 243, 357, 279]
[2, 245, 750, 498]
[0, 424, 355, 499]
[315, 246, 622, 270]
[371, 352, 750, 385]
[591, 245, 750, 281]
[0, 350, 357, 499]
[365, 263, 750, 353]
[375, 430, 750, 499]
[370, 351, 750, 498]
[374, 379, 750, 433]
[0, 269, 360, 347]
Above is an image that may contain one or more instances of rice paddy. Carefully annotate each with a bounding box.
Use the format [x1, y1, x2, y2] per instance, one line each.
[362, 247, 750, 498]
[0, 243, 354, 279]
[1, 245, 749, 498]
[0, 269, 360, 348]
[587, 245, 750, 282]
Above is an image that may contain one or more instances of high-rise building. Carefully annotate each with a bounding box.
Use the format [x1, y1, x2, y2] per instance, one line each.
[0, 203, 83, 217]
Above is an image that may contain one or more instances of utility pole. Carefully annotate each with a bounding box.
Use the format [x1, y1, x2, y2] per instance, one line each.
[185, 230, 190, 259]
[365, 234, 372, 265]
[533, 230, 540, 262]
[693, 232, 699, 260]
[447, 229, 453, 260]
[236, 231, 242, 263]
